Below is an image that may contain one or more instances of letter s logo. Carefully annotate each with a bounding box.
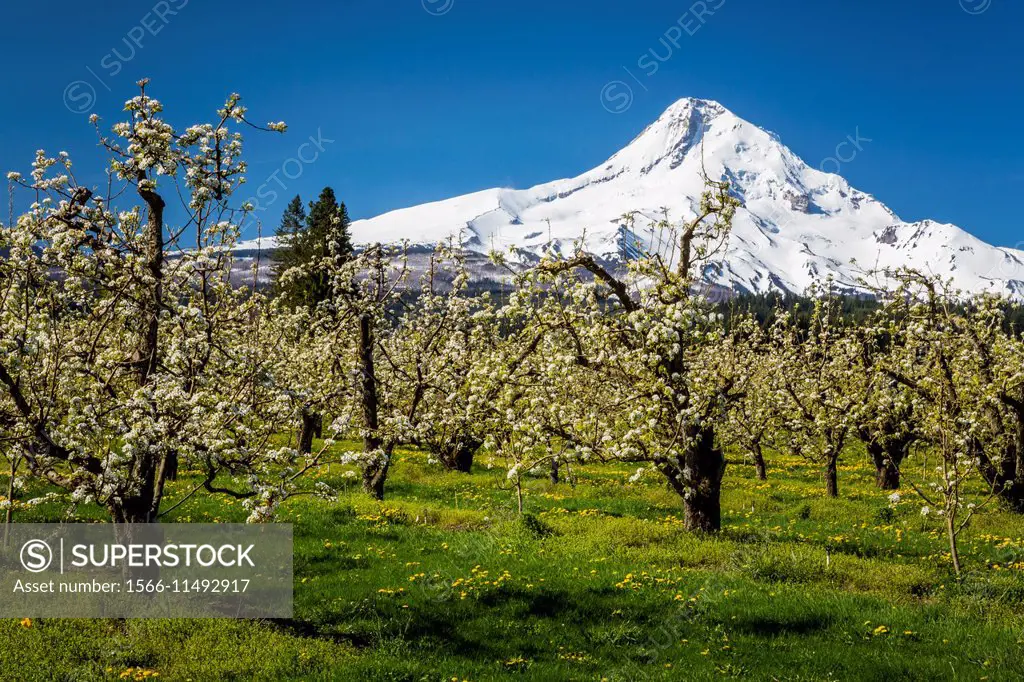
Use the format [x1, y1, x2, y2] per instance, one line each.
[20, 540, 53, 573]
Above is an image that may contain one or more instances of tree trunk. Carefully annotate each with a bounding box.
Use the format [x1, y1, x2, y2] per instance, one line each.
[550, 458, 560, 485]
[990, 460, 1024, 512]
[452, 446, 474, 473]
[865, 441, 895, 490]
[131, 176, 168, 522]
[164, 450, 179, 481]
[1009, 422, 1024, 513]
[865, 436, 912, 491]
[110, 490, 157, 525]
[682, 425, 726, 533]
[358, 313, 389, 500]
[752, 442, 767, 481]
[298, 409, 318, 455]
[875, 458, 899, 490]
[1002, 485, 1024, 513]
[108, 441, 172, 526]
[137, 183, 164, 386]
[825, 452, 839, 498]
[992, 466, 1024, 513]
[437, 436, 481, 473]
[112, 520, 165, 582]
[946, 511, 962, 577]
[362, 457, 390, 501]
[977, 440, 1024, 513]
[4, 454, 18, 547]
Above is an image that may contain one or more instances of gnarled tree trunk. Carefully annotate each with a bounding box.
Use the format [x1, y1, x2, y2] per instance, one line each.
[874, 454, 900, 490]
[751, 441, 768, 481]
[859, 422, 914, 491]
[661, 424, 726, 533]
[362, 455, 390, 501]
[164, 450, 179, 481]
[358, 313, 389, 500]
[824, 451, 839, 498]
[435, 435, 482, 473]
[866, 440, 907, 490]
[118, 180, 171, 523]
[979, 446, 1024, 513]
[298, 408, 320, 455]
[685, 426, 726, 532]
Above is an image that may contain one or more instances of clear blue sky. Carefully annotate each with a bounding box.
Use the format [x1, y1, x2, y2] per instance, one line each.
[1, 0, 1021, 246]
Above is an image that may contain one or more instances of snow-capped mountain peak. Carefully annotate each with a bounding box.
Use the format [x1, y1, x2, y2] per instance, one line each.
[247, 97, 1024, 297]
[603, 97, 724, 176]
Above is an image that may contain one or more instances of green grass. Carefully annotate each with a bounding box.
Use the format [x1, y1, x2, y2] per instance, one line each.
[3, 445, 1024, 680]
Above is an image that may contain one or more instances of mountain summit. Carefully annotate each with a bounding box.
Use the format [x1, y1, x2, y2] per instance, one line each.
[303, 98, 1024, 296]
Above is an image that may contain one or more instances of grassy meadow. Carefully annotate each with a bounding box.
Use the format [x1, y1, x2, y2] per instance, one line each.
[2, 443, 1024, 681]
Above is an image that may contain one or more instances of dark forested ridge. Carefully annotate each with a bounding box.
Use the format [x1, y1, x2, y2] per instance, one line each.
[719, 291, 1024, 333]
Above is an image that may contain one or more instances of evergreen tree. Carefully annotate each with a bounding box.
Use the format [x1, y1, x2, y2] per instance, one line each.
[271, 189, 354, 453]
[305, 187, 353, 303]
[272, 187, 354, 307]
[271, 195, 308, 302]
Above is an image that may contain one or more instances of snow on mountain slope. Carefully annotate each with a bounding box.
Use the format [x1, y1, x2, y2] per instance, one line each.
[299, 98, 1024, 297]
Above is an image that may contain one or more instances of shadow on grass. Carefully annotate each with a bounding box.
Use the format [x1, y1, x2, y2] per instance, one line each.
[731, 613, 833, 636]
[279, 585, 663, 663]
[296, 550, 366, 572]
[269, 617, 374, 648]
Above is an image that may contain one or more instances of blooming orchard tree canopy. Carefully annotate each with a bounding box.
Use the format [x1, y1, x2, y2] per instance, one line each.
[0, 82, 323, 524]
[487, 178, 742, 531]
